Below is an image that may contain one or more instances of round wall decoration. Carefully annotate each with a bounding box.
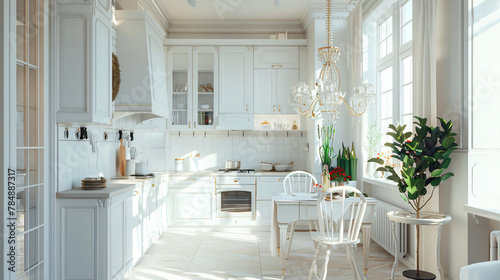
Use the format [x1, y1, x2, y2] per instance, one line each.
[112, 53, 121, 101]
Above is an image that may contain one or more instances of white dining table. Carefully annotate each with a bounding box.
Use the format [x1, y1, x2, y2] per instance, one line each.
[269, 193, 377, 278]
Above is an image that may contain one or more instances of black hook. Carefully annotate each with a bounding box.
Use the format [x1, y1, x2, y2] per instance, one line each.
[130, 132, 134, 141]
[118, 130, 123, 140]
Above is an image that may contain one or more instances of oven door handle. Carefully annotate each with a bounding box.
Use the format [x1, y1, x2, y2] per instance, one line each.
[216, 188, 255, 194]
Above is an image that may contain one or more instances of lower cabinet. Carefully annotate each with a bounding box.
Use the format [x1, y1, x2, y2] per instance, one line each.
[168, 177, 216, 226]
[256, 177, 286, 225]
[56, 179, 168, 280]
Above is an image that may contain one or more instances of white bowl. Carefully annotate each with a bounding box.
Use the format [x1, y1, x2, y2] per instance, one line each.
[177, 103, 187, 109]
[261, 124, 272, 130]
[261, 163, 273, 171]
[285, 164, 293, 171]
[273, 165, 289, 172]
[200, 104, 210, 110]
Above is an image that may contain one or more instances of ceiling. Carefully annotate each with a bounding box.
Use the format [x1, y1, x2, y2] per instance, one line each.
[156, 0, 355, 22]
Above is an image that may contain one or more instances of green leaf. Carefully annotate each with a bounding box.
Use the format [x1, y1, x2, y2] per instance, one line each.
[420, 188, 427, 196]
[387, 175, 400, 183]
[431, 168, 444, 177]
[431, 177, 442, 187]
[443, 147, 457, 159]
[400, 194, 408, 201]
[368, 158, 385, 165]
[442, 158, 452, 169]
[441, 172, 454, 182]
[442, 136, 456, 149]
[376, 167, 388, 172]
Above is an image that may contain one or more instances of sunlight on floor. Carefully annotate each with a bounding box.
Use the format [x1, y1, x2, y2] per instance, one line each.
[126, 228, 409, 280]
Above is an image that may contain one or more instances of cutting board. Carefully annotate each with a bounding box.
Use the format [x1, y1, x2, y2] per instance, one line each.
[118, 138, 126, 176]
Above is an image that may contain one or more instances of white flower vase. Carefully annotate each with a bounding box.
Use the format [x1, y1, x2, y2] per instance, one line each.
[365, 162, 376, 178]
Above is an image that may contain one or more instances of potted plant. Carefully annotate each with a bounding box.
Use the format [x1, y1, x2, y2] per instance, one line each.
[368, 116, 457, 276]
[328, 167, 351, 186]
[319, 125, 336, 189]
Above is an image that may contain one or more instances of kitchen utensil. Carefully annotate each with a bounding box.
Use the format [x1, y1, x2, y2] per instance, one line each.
[119, 138, 126, 176]
[261, 162, 273, 171]
[130, 147, 137, 160]
[225, 160, 241, 170]
[125, 159, 135, 176]
[175, 158, 184, 172]
[135, 161, 149, 175]
[188, 157, 199, 171]
[261, 121, 272, 130]
[273, 164, 288, 172]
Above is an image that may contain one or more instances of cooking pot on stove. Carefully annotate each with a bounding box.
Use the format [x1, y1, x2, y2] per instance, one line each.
[135, 161, 149, 175]
[225, 160, 241, 170]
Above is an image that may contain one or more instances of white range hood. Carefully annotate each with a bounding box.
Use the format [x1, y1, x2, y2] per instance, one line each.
[113, 10, 169, 124]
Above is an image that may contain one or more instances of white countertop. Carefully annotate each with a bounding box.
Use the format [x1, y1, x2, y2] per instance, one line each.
[56, 183, 137, 199]
[166, 170, 293, 177]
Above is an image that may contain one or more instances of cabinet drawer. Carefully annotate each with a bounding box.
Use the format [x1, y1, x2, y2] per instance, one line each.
[299, 203, 318, 220]
[257, 177, 285, 200]
[169, 177, 215, 188]
[254, 47, 299, 68]
[217, 177, 255, 185]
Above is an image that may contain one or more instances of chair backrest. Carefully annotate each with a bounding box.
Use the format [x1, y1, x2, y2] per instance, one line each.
[282, 171, 318, 194]
[317, 186, 367, 243]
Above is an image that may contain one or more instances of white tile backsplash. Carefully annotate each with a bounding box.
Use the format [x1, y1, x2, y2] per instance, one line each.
[58, 126, 168, 191]
[166, 131, 307, 171]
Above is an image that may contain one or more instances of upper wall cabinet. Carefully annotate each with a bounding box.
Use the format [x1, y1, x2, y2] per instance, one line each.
[167, 46, 218, 130]
[254, 46, 299, 69]
[113, 10, 168, 122]
[254, 68, 298, 115]
[56, 1, 112, 124]
[218, 46, 254, 129]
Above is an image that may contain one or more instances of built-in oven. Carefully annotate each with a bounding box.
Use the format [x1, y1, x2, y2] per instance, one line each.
[216, 176, 256, 218]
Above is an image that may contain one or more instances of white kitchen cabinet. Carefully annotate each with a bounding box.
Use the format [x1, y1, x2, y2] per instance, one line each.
[254, 69, 298, 115]
[126, 186, 143, 266]
[142, 180, 159, 253]
[56, 190, 131, 280]
[158, 176, 169, 232]
[168, 177, 216, 225]
[56, 1, 112, 124]
[254, 46, 299, 69]
[256, 177, 286, 225]
[168, 46, 218, 130]
[218, 46, 254, 129]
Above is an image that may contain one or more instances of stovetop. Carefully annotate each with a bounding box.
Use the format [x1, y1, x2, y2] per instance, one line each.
[112, 174, 156, 180]
[217, 169, 255, 174]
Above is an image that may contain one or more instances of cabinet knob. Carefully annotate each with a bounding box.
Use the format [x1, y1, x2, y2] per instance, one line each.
[152, 184, 156, 187]
[273, 105, 276, 112]
[278, 105, 281, 112]
[134, 190, 139, 196]
[189, 122, 191, 128]
[246, 104, 249, 112]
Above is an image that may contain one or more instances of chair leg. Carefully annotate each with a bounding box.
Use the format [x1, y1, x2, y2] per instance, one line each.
[308, 221, 318, 248]
[348, 245, 366, 280]
[346, 245, 357, 279]
[286, 221, 296, 259]
[321, 245, 331, 280]
[308, 243, 322, 280]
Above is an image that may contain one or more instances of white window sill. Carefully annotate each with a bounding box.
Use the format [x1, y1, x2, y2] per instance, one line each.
[464, 204, 500, 222]
[362, 177, 399, 192]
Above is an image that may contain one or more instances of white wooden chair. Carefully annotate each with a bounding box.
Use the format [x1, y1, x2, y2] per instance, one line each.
[282, 171, 318, 258]
[308, 186, 367, 280]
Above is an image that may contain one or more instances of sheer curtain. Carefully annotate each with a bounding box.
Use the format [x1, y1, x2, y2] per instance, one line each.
[413, 1, 442, 278]
[348, 2, 363, 188]
[413, 0, 438, 127]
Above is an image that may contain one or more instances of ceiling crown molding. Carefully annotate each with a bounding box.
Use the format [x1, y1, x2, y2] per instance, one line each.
[301, 1, 361, 30]
[139, 0, 172, 33]
[168, 20, 304, 34]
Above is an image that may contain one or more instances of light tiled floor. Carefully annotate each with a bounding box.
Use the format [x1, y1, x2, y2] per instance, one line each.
[126, 228, 409, 279]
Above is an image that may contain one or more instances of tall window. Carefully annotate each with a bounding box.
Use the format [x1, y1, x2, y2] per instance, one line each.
[16, 0, 45, 279]
[373, 0, 413, 139]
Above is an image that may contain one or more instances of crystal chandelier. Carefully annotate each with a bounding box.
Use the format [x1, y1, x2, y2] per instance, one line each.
[289, 0, 376, 126]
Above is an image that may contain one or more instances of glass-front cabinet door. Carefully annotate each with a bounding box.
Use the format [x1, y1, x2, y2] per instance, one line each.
[168, 46, 193, 129]
[193, 47, 217, 130]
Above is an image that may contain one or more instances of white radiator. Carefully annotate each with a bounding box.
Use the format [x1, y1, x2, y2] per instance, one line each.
[372, 200, 408, 257]
[491, 231, 500, 260]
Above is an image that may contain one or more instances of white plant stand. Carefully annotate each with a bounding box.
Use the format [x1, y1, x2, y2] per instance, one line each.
[387, 211, 451, 280]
